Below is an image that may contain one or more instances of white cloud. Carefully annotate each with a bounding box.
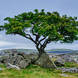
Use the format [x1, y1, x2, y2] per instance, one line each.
[0, 40, 35, 50]
[46, 43, 78, 50]
[0, 41, 15, 47]
[0, 40, 78, 50]
[0, 35, 5, 40]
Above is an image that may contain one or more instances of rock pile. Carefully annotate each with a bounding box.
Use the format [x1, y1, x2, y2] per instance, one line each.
[0, 49, 38, 69]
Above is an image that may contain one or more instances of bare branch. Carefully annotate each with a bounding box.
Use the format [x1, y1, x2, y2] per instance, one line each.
[31, 26, 37, 36]
[39, 37, 46, 43]
[41, 38, 51, 49]
[25, 34, 36, 43]
[17, 32, 36, 44]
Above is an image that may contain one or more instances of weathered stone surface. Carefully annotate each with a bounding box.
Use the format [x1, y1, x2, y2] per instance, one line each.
[0, 50, 38, 69]
[19, 59, 31, 68]
[0, 56, 8, 64]
[1, 49, 78, 69]
[35, 53, 55, 68]
[54, 57, 65, 67]
[7, 63, 20, 70]
[59, 67, 78, 73]
[60, 54, 75, 62]
[6, 54, 33, 69]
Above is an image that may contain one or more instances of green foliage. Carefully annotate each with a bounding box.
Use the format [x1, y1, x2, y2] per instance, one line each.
[1, 9, 78, 43]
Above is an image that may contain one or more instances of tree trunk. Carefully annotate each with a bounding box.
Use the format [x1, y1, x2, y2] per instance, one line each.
[35, 49, 56, 68]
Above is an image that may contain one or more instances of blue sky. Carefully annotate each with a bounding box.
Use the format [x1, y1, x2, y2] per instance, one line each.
[0, 0, 78, 50]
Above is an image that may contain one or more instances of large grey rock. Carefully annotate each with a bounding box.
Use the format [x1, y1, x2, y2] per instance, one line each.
[0, 56, 9, 64]
[19, 59, 31, 68]
[54, 57, 65, 67]
[0, 50, 38, 69]
[4, 54, 24, 65]
[18, 53, 38, 61]
[6, 54, 32, 68]
[35, 53, 55, 68]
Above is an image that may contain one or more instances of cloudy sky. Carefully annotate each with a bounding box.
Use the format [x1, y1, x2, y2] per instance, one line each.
[0, 0, 78, 50]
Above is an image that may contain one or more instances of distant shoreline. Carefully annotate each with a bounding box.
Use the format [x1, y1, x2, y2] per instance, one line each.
[0, 49, 77, 55]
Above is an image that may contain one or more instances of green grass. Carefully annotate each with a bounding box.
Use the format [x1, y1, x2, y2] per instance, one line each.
[64, 62, 78, 68]
[0, 64, 78, 78]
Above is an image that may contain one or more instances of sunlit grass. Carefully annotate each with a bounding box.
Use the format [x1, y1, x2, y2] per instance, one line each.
[0, 64, 78, 78]
[64, 62, 78, 67]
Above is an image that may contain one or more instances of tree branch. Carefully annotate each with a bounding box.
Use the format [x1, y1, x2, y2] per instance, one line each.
[25, 34, 36, 43]
[41, 38, 51, 49]
[39, 37, 46, 43]
[31, 26, 37, 36]
[35, 35, 40, 42]
[17, 32, 36, 44]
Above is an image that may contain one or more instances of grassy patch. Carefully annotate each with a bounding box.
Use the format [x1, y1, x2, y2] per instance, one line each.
[64, 62, 78, 68]
[0, 64, 78, 78]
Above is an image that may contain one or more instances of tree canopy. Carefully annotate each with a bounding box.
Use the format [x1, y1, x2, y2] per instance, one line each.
[1, 9, 78, 52]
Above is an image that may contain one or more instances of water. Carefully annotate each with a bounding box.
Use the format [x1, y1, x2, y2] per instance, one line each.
[48, 50, 73, 54]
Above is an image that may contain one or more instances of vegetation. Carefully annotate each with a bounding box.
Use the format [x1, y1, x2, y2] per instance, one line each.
[0, 64, 78, 78]
[64, 62, 78, 68]
[1, 9, 78, 68]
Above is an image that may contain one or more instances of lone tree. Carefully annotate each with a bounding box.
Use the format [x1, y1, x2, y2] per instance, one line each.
[1, 9, 78, 68]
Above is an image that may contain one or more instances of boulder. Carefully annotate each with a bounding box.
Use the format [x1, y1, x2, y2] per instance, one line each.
[35, 53, 55, 68]
[54, 57, 65, 67]
[4, 54, 24, 65]
[0, 56, 8, 64]
[6, 54, 32, 68]
[0, 50, 38, 69]
[19, 59, 31, 68]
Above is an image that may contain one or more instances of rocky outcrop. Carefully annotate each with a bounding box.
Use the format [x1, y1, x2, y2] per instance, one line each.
[0, 49, 56, 69]
[0, 49, 38, 69]
[0, 49, 78, 69]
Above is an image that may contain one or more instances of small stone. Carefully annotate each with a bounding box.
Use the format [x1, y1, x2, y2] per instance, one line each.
[60, 74, 68, 77]
[7, 63, 20, 70]
[0, 68, 3, 71]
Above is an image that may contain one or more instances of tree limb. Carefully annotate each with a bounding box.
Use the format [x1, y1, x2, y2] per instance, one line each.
[39, 37, 46, 43]
[41, 38, 51, 49]
[17, 32, 36, 44]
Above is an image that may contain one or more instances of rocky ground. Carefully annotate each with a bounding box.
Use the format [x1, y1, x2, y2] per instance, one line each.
[0, 49, 38, 69]
[0, 49, 78, 73]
